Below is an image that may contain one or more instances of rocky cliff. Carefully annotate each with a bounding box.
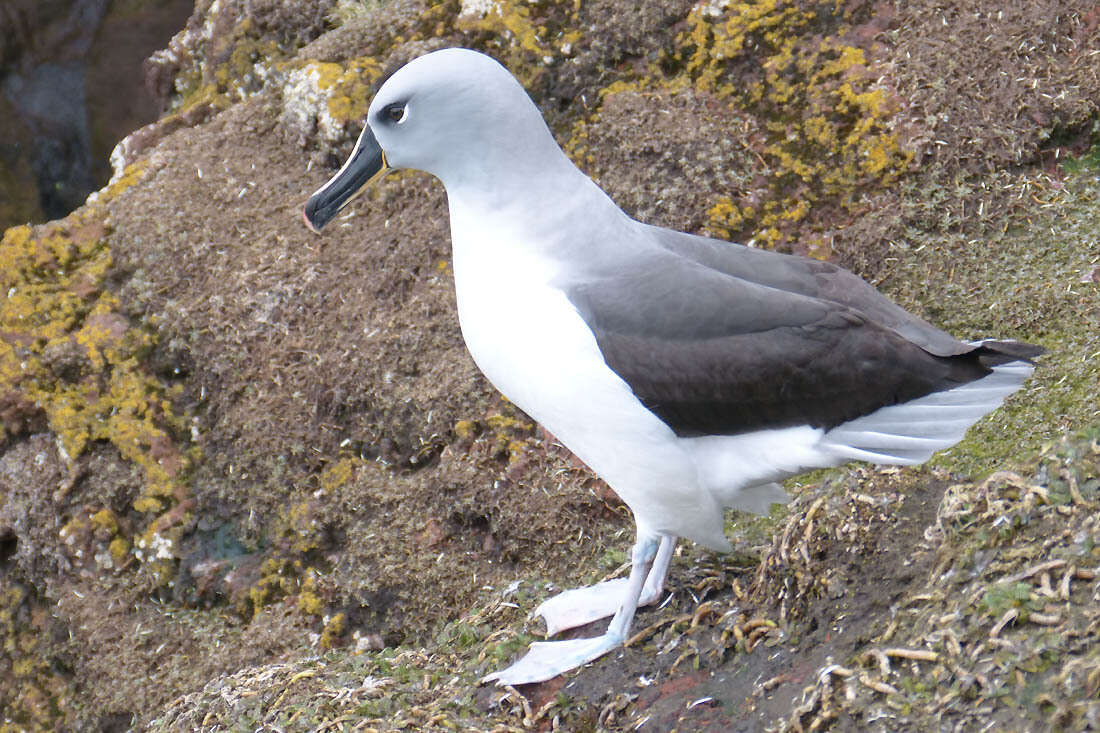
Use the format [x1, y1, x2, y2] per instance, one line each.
[0, 0, 193, 226]
[1, 1, 1098, 730]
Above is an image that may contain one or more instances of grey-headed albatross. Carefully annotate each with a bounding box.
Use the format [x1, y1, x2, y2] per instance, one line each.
[303, 48, 1042, 686]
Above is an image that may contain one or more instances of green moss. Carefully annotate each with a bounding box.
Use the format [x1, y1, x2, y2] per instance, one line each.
[980, 581, 1034, 617]
[880, 167, 1100, 476]
[597, 546, 628, 572]
[436, 620, 486, 650]
[1, 202, 198, 589]
[1059, 123, 1100, 174]
[0, 583, 73, 731]
[1061, 144, 1100, 173]
[481, 632, 538, 666]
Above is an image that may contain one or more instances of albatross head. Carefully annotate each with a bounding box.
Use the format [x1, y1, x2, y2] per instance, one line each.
[304, 48, 564, 232]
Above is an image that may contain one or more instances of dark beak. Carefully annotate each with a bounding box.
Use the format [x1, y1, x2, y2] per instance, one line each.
[303, 125, 388, 233]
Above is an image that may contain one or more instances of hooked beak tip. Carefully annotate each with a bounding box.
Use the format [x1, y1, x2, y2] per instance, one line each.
[302, 208, 322, 234]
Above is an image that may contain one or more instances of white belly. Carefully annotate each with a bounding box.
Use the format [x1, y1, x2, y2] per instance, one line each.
[445, 212, 828, 549]
[448, 226, 729, 539]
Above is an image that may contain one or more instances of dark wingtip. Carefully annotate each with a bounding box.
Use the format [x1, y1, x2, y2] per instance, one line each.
[973, 339, 1046, 366]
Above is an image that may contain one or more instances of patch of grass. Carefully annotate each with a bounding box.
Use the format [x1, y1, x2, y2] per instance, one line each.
[1061, 144, 1100, 174]
[980, 581, 1034, 617]
[1060, 122, 1100, 174]
[436, 620, 488, 650]
[881, 166, 1100, 478]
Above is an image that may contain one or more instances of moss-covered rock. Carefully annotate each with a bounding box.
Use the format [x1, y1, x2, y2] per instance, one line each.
[1, 0, 1098, 729]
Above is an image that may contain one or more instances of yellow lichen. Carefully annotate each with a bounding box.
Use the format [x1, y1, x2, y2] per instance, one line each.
[484, 411, 536, 463]
[1, 205, 198, 586]
[298, 575, 324, 617]
[282, 501, 322, 555]
[98, 161, 148, 203]
[247, 556, 298, 617]
[320, 611, 347, 649]
[308, 58, 384, 124]
[241, 501, 332, 619]
[58, 516, 87, 540]
[0, 583, 71, 730]
[706, 196, 752, 240]
[453, 419, 478, 440]
[108, 536, 131, 564]
[169, 21, 284, 116]
[89, 508, 118, 537]
[451, 0, 584, 86]
[676, 0, 912, 254]
[456, 0, 550, 60]
[319, 456, 361, 492]
[485, 413, 525, 432]
[132, 495, 164, 514]
[1, 209, 194, 541]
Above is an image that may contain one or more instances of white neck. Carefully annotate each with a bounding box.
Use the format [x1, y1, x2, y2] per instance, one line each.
[444, 157, 637, 285]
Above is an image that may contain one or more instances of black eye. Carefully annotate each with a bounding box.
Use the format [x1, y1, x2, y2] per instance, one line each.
[383, 103, 407, 124]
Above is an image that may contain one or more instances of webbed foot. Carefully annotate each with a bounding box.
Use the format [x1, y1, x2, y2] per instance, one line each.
[480, 632, 624, 685]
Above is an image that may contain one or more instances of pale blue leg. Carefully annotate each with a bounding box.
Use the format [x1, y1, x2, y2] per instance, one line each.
[482, 532, 661, 685]
[533, 535, 677, 635]
[641, 533, 675, 601]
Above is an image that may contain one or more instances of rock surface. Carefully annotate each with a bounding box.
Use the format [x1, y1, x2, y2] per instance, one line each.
[0, 1, 1098, 730]
[0, 0, 192, 227]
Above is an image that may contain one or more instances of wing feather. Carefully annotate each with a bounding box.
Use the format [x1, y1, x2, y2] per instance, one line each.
[566, 245, 995, 437]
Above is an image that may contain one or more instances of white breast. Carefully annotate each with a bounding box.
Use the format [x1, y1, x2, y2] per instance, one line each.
[446, 207, 735, 544]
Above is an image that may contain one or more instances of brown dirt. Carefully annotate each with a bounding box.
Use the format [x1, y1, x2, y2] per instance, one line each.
[494, 470, 947, 732]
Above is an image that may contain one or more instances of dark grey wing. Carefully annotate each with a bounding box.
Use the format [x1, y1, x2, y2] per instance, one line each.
[645, 224, 973, 357]
[567, 253, 994, 438]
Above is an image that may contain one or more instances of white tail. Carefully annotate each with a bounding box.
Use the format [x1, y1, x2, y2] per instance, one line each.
[821, 360, 1034, 465]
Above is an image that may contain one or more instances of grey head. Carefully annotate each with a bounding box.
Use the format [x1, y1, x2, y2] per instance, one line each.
[304, 48, 568, 231]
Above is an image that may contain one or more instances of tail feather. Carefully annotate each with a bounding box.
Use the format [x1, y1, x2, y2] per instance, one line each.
[821, 356, 1036, 465]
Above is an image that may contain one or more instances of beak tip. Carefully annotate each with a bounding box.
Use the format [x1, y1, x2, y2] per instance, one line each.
[301, 126, 386, 236]
[302, 206, 323, 234]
